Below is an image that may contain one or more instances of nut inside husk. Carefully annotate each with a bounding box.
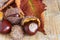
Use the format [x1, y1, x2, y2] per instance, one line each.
[21, 16, 40, 35]
[21, 16, 40, 27]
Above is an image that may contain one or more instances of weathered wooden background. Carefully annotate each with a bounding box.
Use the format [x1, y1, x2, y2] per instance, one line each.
[0, 0, 60, 40]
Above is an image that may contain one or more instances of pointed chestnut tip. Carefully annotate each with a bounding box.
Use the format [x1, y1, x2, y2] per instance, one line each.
[38, 28, 46, 35]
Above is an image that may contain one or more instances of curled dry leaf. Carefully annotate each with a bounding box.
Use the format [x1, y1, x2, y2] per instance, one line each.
[20, 0, 46, 34]
[21, 0, 34, 16]
[21, 0, 46, 16]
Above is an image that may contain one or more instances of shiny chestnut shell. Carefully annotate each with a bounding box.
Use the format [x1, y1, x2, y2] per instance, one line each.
[21, 16, 40, 35]
[23, 21, 38, 35]
[0, 20, 12, 34]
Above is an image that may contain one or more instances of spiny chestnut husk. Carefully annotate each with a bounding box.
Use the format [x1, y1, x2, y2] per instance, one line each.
[21, 16, 40, 35]
[4, 7, 24, 24]
[10, 25, 24, 40]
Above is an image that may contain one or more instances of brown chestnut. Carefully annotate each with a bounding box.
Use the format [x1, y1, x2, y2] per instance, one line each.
[21, 16, 40, 35]
[24, 22, 38, 35]
[0, 19, 12, 34]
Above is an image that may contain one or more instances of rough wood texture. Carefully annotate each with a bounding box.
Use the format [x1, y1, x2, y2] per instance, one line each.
[0, 0, 60, 40]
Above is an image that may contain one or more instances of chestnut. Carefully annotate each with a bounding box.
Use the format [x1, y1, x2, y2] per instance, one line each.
[24, 22, 38, 35]
[4, 7, 24, 24]
[21, 16, 40, 35]
[0, 19, 12, 34]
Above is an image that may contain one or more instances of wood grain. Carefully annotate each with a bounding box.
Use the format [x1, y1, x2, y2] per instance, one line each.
[57, 0, 60, 10]
[0, 0, 60, 40]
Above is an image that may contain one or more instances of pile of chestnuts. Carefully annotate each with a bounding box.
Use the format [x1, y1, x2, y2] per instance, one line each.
[0, 7, 41, 36]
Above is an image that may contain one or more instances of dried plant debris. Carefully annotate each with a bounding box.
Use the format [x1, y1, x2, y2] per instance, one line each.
[0, 0, 8, 7]
[21, 0, 46, 34]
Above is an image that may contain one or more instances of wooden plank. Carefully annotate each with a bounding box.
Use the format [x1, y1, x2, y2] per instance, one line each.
[43, 0, 60, 40]
[57, 0, 60, 10]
